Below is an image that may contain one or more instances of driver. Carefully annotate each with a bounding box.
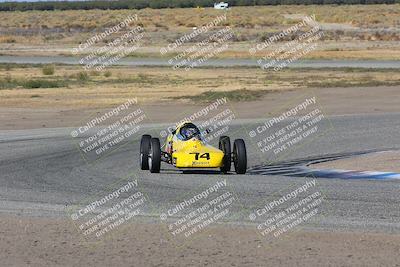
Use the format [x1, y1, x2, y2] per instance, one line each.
[177, 122, 201, 141]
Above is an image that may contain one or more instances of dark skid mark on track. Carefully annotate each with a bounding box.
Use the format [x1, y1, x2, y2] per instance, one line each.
[248, 149, 400, 180]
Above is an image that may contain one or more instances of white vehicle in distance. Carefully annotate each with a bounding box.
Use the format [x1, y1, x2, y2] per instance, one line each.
[214, 2, 229, 9]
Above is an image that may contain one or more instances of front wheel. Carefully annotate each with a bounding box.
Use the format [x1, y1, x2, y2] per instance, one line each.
[149, 138, 161, 173]
[233, 139, 247, 174]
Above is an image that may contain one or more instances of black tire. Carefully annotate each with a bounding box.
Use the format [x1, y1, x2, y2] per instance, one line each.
[233, 139, 247, 174]
[219, 136, 231, 173]
[149, 138, 161, 173]
[140, 134, 151, 170]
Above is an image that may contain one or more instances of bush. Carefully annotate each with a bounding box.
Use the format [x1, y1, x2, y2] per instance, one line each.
[4, 64, 13, 71]
[104, 70, 112, 77]
[0, 76, 16, 89]
[23, 79, 66, 89]
[0, 76, 67, 89]
[77, 71, 89, 82]
[42, 64, 55, 75]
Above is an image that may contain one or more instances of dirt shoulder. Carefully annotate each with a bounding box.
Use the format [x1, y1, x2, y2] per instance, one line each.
[1, 85, 400, 130]
[311, 151, 400, 173]
[1, 214, 399, 267]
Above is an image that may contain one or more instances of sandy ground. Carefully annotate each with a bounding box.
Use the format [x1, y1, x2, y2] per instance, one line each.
[1, 214, 399, 267]
[311, 151, 400, 173]
[1, 86, 400, 130]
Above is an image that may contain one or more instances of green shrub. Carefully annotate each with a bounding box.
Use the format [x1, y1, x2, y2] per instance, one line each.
[104, 70, 112, 77]
[42, 64, 55, 75]
[0, 75, 68, 89]
[0, 76, 16, 89]
[76, 71, 89, 82]
[23, 79, 66, 89]
[4, 64, 13, 71]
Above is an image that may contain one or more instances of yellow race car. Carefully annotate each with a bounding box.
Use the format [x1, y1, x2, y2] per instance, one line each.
[140, 122, 247, 174]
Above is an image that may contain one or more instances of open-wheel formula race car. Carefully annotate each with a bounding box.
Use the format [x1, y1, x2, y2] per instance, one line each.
[140, 122, 247, 174]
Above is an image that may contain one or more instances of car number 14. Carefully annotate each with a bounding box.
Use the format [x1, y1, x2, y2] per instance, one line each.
[189, 152, 210, 160]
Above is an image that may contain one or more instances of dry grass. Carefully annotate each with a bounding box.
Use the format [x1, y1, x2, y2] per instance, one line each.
[1, 64, 400, 108]
[0, 5, 399, 45]
[1, 5, 399, 31]
[0, 5, 399, 60]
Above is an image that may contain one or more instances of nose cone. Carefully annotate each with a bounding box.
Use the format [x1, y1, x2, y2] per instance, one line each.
[188, 139, 202, 148]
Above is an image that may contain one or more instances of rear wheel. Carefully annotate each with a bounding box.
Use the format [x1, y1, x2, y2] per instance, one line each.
[149, 138, 161, 173]
[233, 139, 247, 174]
[140, 135, 151, 170]
[219, 136, 231, 173]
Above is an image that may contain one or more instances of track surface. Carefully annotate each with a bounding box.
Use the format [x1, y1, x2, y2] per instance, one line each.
[1, 113, 400, 233]
[1, 56, 400, 68]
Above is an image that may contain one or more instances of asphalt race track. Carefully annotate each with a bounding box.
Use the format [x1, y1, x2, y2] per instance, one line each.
[1, 56, 400, 69]
[1, 112, 400, 234]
